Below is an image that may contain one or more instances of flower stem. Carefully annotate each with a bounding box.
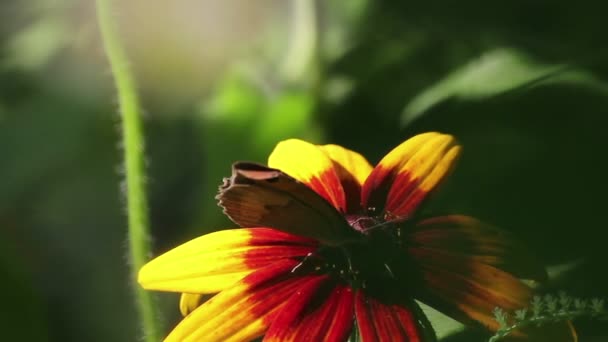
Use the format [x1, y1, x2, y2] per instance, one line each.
[95, 1, 161, 341]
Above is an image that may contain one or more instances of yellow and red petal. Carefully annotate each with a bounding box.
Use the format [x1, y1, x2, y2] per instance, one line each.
[320, 144, 373, 213]
[268, 139, 347, 212]
[354, 291, 430, 342]
[264, 280, 354, 342]
[361, 132, 460, 218]
[408, 218, 577, 341]
[218, 163, 357, 246]
[408, 215, 548, 331]
[138, 228, 315, 294]
[410, 215, 547, 281]
[166, 259, 314, 342]
[409, 245, 532, 331]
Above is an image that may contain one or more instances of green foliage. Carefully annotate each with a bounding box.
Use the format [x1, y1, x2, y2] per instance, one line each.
[3, 7, 70, 71]
[489, 293, 607, 342]
[401, 48, 608, 126]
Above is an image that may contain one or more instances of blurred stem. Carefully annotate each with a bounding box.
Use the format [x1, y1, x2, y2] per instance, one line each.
[281, 0, 320, 84]
[95, 1, 161, 341]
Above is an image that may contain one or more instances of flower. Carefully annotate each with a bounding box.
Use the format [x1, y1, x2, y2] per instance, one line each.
[138, 132, 572, 341]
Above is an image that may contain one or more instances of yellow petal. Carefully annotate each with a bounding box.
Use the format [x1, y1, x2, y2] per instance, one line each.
[268, 139, 346, 211]
[319, 144, 372, 187]
[180, 293, 205, 317]
[138, 228, 313, 293]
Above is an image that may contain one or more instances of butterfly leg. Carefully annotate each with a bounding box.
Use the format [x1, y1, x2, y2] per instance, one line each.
[290, 248, 326, 274]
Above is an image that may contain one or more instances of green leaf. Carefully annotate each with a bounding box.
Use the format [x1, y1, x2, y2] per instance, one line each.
[401, 48, 608, 126]
[3, 16, 70, 71]
[417, 301, 466, 340]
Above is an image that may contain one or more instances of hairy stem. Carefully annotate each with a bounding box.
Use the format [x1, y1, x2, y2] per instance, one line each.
[95, 1, 161, 341]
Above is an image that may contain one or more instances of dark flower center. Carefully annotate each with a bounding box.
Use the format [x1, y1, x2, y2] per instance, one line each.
[292, 214, 417, 295]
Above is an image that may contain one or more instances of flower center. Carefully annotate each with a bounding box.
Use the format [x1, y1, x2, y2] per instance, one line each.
[292, 215, 416, 294]
[347, 215, 382, 234]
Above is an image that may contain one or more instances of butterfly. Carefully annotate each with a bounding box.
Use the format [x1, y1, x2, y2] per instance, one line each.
[216, 162, 361, 247]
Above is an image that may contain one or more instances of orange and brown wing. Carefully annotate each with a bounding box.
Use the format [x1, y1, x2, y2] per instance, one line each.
[217, 162, 358, 246]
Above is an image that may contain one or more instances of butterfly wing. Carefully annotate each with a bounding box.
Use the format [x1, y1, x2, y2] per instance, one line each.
[217, 162, 358, 246]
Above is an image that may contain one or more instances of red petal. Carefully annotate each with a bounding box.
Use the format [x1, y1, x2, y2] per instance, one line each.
[264, 280, 354, 342]
[248, 227, 318, 246]
[165, 259, 305, 341]
[319, 144, 373, 213]
[410, 216, 546, 281]
[354, 291, 426, 342]
[245, 228, 317, 269]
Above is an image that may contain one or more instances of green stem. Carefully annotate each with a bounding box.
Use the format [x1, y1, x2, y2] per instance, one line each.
[489, 311, 607, 342]
[95, 1, 161, 341]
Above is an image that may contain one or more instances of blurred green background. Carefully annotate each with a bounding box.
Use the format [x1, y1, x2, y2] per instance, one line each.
[1, 0, 607, 341]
